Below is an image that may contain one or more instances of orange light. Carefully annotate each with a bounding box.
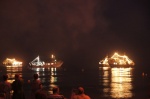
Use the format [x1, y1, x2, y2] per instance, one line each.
[99, 52, 135, 67]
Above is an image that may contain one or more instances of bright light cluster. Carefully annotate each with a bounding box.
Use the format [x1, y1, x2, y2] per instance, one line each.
[110, 52, 134, 65]
[3, 58, 22, 66]
[99, 56, 109, 66]
[30, 56, 45, 66]
[99, 52, 135, 66]
[29, 55, 63, 68]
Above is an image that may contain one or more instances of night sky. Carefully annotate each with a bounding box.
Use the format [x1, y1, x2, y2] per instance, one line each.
[0, 0, 149, 69]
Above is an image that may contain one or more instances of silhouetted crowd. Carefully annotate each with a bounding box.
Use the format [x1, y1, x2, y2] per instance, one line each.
[0, 74, 91, 99]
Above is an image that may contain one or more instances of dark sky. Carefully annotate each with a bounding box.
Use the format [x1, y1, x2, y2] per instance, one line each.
[0, 0, 149, 69]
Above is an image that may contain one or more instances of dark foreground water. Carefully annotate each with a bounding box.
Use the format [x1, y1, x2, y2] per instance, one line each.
[0, 65, 150, 99]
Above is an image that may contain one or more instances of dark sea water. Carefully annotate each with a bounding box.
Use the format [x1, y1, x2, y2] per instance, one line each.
[0, 65, 150, 99]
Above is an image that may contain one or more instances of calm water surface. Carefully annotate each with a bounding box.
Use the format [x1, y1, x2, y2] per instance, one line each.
[0, 65, 150, 99]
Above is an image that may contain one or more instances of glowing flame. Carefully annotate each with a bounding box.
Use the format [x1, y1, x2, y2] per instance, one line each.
[3, 58, 22, 66]
[99, 56, 109, 66]
[99, 52, 135, 66]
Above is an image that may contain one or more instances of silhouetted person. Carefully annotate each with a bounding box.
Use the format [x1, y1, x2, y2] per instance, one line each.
[30, 74, 41, 99]
[71, 87, 91, 99]
[35, 83, 47, 96]
[35, 91, 47, 99]
[36, 83, 43, 92]
[70, 88, 78, 99]
[47, 86, 64, 99]
[0, 74, 11, 99]
[11, 74, 25, 99]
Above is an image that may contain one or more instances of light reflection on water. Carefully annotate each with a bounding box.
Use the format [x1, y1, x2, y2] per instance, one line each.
[2, 65, 61, 98]
[4, 65, 149, 99]
[5, 65, 23, 83]
[30, 67, 58, 84]
[99, 67, 133, 98]
[30, 67, 59, 92]
[4, 65, 59, 89]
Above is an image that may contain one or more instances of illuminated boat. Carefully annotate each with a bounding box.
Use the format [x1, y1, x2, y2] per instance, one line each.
[3, 58, 23, 66]
[99, 56, 110, 67]
[99, 52, 135, 68]
[29, 55, 63, 68]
